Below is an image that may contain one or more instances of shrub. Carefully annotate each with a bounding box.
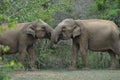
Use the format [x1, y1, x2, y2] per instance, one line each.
[89, 0, 120, 27]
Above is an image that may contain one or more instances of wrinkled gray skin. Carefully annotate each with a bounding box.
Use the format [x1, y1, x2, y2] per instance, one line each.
[53, 18, 120, 70]
[0, 20, 53, 70]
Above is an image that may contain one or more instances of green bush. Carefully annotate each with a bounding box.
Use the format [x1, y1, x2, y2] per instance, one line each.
[0, 72, 10, 80]
[89, 0, 120, 27]
[0, 0, 119, 70]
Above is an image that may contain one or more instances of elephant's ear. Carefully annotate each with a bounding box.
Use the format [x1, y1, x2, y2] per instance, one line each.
[26, 24, 35, 38]
[73, 25, 81, 38]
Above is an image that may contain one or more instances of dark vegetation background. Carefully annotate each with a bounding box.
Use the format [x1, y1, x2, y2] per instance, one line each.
[0, 0, 120, 72]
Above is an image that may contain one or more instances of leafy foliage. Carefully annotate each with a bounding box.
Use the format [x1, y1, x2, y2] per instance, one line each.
[89, 0, 120, 27]
[0, 45, 22, 80]
[0, 0, 75, 69]
[0, 0, 119, 72]
[0, 59, 23, 80]
[0, 72, 10, 80]
[0, 0, 74, 26]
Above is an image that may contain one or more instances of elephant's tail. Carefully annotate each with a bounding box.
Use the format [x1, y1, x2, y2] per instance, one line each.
[0, 39, 2, 44]
[117, 54, 120, 65]
[118, 32, 120, 40]
[119, 33, 120, 39]
[0, 40, 2, 44]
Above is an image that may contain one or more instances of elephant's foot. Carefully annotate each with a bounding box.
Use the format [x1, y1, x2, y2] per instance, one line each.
[82, 67, 90, 70]
[69, 66, 77, 70]
[30, 67, 38, 71]
[16, 67, 25, 71]
[109, 67, 116, 70]
[109, 64, 117, 70]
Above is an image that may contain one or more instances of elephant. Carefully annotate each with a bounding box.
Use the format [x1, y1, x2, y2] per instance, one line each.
[53, 18, 120, 70]
[0, 19, 53, 70]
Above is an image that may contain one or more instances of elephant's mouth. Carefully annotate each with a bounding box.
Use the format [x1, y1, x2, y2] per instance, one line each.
[44, 32, 51, 40]
[35, 35, 39, 39]
[57, 33, 64, 41]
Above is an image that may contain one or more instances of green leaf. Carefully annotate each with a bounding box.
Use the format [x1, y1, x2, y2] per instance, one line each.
[3, 46, 10, 53]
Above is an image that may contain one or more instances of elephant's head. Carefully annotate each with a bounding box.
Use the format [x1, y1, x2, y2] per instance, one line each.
[25, 19, 53, 40]
[54, 18, 82, 43]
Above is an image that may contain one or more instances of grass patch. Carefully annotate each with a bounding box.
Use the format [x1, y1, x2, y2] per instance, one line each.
[10, 70, 120, 80]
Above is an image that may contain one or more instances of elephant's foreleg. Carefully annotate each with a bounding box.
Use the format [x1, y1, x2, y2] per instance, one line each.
[18, 39, 29, 67]
[79, 38, 89, 70]
[19, 47, 27, 66]
[80, 48, 89, 70]
[108, 51, 116, 70]
[28, 47, 37, 70]
[70, 41, 79, 70]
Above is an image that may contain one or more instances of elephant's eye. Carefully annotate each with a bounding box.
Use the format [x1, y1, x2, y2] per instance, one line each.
[30, 27, 34, 30]
[41, 26, 46, 31]
[41, 25, 46, 29]
[62, 26, 66, 28]
[62, 26, 66, 31]
[37, 26, 45, 31]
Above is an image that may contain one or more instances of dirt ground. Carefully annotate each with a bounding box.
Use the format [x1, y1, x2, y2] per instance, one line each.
[11, 70, 120, 80]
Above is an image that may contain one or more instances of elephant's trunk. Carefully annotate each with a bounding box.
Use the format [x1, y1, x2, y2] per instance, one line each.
[50, 30, 55, 42]
[45, 25, 53, 40]
[50, 30, 58, 44]
[49, 30, 57, 49]
[53, 30, 59, 44]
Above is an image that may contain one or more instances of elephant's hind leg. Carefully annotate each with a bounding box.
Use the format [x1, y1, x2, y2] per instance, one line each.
[28, 47, 37, 71]
[108, 50, 116, 70]
[112, 41, 120, 55]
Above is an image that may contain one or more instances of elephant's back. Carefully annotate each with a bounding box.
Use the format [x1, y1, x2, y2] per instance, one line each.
[78, 19, 117, 27]
[77, 19, 119, 34]
[0, 30, 19, 53]
[79, 19, 119, 50]
[0, 22, 30, 46]
[84, 19, 119, 37]
[0, 30, 18, 45]
[16, 22, 30, 30]
[0, 22, 28, 31]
